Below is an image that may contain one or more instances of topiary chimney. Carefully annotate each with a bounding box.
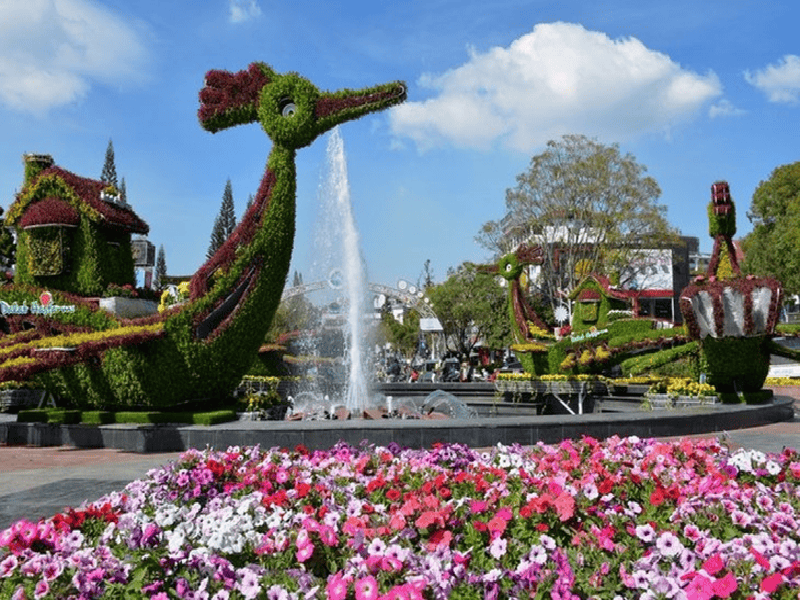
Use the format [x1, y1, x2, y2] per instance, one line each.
[23, 154, 54, 186]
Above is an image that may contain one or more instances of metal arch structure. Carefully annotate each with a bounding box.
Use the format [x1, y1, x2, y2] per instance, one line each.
[281, 280, 439, 321]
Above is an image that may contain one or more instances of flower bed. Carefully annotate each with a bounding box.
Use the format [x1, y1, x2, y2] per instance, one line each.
[1, 437, 799, 599]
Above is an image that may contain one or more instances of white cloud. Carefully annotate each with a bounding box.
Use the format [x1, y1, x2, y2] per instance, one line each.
[0, 0, 149, 114]
[228, 0, 261, 24]
[708, 99, 746, 119]
[745, 55, 800, 104]
[390, 22, 722, 153]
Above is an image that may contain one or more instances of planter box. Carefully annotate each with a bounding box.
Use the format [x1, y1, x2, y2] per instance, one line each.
[675, 395, 720, 407]
[494, 380, 534, 393]
[645, 394, 674, 409]
[99, 296, 159, 319]
[549, 381, 585, 396]
[0, 389, 44, 412]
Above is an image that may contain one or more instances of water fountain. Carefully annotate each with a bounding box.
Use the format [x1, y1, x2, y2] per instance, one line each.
[289, 128, 478, 421]
[291, 127, 374, 417]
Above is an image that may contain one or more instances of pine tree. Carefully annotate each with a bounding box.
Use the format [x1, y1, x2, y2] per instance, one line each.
[207, 179, 236, 259]
[207, 214, 226, 260]
[246, 193, 254, 210]
[220, 179, 236, 237]
[101, 139, 118, 189]
[120, 177, 127, 205]
[155, 245, 167, 288]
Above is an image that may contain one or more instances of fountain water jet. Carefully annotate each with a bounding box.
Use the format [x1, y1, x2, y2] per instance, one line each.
[297, 127, 372, 416]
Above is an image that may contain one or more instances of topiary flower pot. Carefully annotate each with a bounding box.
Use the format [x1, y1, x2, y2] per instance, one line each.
[680, 276, 782, 393]
[679, 277, 782, 339]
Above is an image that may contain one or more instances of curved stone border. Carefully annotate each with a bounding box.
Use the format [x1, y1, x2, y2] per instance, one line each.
[0, 397, 793, 453]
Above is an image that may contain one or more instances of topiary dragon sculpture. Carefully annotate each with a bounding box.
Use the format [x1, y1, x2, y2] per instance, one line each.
[0, 63, 406, 407]
[482, 244, 550, 374]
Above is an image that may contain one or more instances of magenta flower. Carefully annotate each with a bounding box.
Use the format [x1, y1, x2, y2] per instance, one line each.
[355, 575, 379, 600]
[296, 542, 314, 563]
[326, 572, 350, 600]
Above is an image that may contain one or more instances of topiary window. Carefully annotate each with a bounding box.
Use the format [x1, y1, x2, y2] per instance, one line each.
[579, 301, 599, 322]
[27, 226, 70, 276]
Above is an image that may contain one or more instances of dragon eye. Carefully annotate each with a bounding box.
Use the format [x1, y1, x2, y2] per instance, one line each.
[505, 263, 513, 272]
[280, 99, 297, 117]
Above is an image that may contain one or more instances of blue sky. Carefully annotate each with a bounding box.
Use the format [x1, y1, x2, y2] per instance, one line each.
[1, 0, 798, 290]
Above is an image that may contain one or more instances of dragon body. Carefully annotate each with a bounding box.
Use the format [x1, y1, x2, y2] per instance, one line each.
[0, 63, 405, 406]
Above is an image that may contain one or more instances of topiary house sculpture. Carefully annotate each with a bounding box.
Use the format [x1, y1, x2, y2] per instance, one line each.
[0, 63, 406, 407]
[6, 154, 148, 297]
[679, 181, 782, 393]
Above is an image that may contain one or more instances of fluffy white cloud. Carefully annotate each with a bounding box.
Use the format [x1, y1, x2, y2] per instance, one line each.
[709, 99, 746, 119]
[0, 0, 149, 114]
[745, 55, 800, 104]
[229, 0, 261, 24]
[390, 22, 722, 153]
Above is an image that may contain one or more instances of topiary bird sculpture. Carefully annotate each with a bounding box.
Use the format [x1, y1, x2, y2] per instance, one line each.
[0, 63, 406, 407]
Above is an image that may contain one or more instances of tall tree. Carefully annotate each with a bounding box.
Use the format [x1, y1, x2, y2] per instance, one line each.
[207, 214, 226, 260]
[742, 161, 800, 296]
[292, 270, 303, 287]
[426, 262, 509, 357]
[418, 259, 435, 290]
[220, 179, 236, 237]
[476, 134, 676, 310]
[379, 309, 421, 358]
[100, 139, 118, 189]
[120, 177, 128, 205]
[207, 179, 237, 259]
[155, 245, 168, 289]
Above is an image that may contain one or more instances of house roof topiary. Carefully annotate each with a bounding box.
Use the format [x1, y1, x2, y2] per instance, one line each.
[7, 164, 149, 234]
[18, 196, 80, 228]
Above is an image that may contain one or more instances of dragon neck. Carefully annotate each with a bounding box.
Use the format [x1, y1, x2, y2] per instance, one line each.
[181, 145, 296, 341]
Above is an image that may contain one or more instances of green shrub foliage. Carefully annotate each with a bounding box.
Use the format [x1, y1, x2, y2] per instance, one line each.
[698, 336, 771, 393]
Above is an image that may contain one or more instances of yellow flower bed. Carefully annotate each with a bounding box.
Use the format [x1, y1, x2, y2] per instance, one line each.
[0, 356, 37, 370]
[647, 377, 717, 398]
[510, 343, 549, 352]
[0, 323, 165, 360]
[764, 377, 800, 387]
[527, 323, 554, 340]
[495, 372, 597, 382]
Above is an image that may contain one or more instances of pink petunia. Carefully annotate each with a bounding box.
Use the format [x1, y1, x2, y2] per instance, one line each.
[711, 571, 737, 598]
[295, 542, 314, 563]
[553, 492, 575, 522]
[702, 553, 724, 576]
[326, 572, 350, 600]
[760, 572, 784, 593]
[487, 515, 507, 537]
[355, 575, 379, 600]
[469, 500, 487, 514]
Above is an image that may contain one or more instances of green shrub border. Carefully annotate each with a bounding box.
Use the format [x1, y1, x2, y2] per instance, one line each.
[620, 341, 699, 377]
[16, 409, 237, 426]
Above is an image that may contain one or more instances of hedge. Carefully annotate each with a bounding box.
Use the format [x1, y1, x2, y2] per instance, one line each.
[16, 409, 237, 426]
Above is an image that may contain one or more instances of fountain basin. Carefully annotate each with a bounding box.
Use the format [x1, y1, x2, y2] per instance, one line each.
[1, 397, 792, 452]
